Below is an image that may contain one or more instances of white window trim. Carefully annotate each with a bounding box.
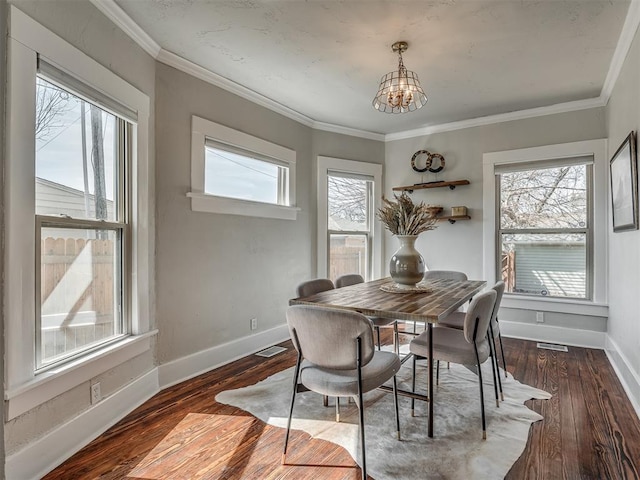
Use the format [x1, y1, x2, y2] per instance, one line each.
[482, 139, 608, 317]
[317, 156, 383, 279]
[189, 115, 299, 220]
[5, 7, 153, 419]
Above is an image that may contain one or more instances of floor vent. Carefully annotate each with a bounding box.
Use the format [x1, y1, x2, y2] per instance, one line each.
[537, 342, 569, 352]
[255, 346, 287, 358]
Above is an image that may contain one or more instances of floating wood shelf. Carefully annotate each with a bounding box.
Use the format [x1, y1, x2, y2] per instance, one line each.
[392, 179, 470, 192]
[437, 215, 471, 224]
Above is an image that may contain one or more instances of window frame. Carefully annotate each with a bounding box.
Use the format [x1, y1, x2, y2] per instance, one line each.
[189, 115, 299, 220]
[317, 156, 383, 280]
[495, 162, 593, 300]
[482, 139, 608, 316]
[34, 82, 132, 371]
[5, 6, 154, 420]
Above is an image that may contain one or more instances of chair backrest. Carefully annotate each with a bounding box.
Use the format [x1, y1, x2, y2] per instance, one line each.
[296, 278, 334, 297]
[335, 274, 364, 288]
[463, 290, 497, 344]
[489, 281, 505, 334]
[286, 305, 375, 369]
[424, 270, 468, 281]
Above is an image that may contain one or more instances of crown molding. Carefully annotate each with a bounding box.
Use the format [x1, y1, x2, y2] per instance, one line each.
[384, 97, 606, 142]
[92, 0, 633, 143]
[311, 120, 385, 142]
[89, 0, 160, 58]
[601, 0, 640, 104]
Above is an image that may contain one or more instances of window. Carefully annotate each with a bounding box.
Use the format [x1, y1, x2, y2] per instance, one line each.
[204, 141, 289, 205]
[497, 160, 591, 299]
[327, 173, 373, 280]
[189, 116, 298, 220]
[6, 7, 152, 420]
[318, 157, 383, 281]
[482, 139, 608, 314]
[35, 72, 131, 369]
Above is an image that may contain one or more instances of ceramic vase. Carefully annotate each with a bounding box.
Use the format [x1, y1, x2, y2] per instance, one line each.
[389, 235, 425, 288]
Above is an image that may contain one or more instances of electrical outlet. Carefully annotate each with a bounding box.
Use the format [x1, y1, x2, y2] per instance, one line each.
[91, 382, 102, 404]
[250, 318, 258, 330]
[536, 311, 544, 323]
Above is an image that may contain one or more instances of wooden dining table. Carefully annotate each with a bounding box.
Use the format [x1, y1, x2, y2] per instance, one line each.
[289, 276, 486, 438]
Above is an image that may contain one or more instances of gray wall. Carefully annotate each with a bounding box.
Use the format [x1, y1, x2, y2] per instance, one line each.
[384, 108, 607, 330]
[605, 20, 640, 406]
[4, 0, 156, 456]
[155, 63, 384, 364]
[1, 0, 8, 475]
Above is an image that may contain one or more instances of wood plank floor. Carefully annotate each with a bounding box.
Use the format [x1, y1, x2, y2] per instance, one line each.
[43, 336, 640, 479]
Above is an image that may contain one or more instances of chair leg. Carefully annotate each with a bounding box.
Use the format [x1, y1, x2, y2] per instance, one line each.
[490, 327, 504, 401]
[411, 354, 417, 416]
[323, 395, 329, 407]
[375, 326, 381, 351]
[473, 342, 487, 440]
[393, 375, 401, 440]
[336, 396, 340, 422]
[356, 338, 366, 480]
[498, 331, 508, 379]
[393, 321, 399, 355]
[487, 334, 500, 407]
[283, 352, 302, 464]
[436, 360, 440, 386]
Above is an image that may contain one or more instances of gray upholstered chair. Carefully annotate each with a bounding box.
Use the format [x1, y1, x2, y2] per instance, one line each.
[283, 305, 401, 480]
[296, 278, 334, 298]
[423, 270, 468, 281]
[295, 278, 336, 409]
[438, 281, 506, 400]
[335, 274, 398, 352]
[409, 289, 497, 439]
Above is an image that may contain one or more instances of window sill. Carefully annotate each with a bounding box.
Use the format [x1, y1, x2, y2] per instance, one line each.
[501, 295, 608, 317]
[5, 330, 157, 420]
[187, 192, 300, 220]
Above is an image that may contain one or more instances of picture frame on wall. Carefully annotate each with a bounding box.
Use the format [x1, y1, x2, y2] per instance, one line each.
[610, 131, 638, 232]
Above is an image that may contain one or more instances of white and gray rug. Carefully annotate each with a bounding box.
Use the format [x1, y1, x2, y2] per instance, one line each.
[216, 358, 551, 479]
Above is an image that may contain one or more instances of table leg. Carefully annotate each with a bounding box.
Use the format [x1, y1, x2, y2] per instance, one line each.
[428, 322, 434, 438]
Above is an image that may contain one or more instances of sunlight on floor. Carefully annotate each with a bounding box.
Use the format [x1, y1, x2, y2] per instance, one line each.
[128, 412, 260, 479]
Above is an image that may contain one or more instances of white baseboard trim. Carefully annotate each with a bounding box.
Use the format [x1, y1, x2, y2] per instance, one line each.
[605, 335, 640, 420]
[499, 320, 606, 349]
[5, 368, 159, 480]
[158, 324, 290, 389]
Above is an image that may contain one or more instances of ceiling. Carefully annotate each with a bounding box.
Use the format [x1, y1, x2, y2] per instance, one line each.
[114, 0, 631, 136]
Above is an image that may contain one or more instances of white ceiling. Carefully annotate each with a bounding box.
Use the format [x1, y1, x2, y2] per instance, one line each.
[113, 0, 631, 136]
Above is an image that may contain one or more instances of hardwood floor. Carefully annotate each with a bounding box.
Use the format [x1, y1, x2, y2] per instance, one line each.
[44, 336, 640, 479]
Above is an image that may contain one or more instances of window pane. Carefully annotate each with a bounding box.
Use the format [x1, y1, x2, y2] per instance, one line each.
[328, 176, 369, 232]
[329, 234, 368, 282]
[501, 233, 586, 298]
[205, 146, 286, 204]
[39, 227, 123, 368]
[500, 164, 587, 229]
[35, 77, 118, 221]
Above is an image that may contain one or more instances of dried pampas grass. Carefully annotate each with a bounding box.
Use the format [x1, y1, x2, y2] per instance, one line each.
[377, 192, 439, 236]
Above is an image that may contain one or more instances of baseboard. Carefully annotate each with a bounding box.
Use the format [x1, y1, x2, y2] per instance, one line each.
[499, 320, 606, 349]
[605, 335, 640, 420]
[5, 368, 159, 480]
[158, 324, 290, 389]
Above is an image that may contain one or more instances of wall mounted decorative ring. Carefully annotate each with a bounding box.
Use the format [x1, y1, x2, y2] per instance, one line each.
[428, 153, 446, 173]
[411, 150, 432, 172]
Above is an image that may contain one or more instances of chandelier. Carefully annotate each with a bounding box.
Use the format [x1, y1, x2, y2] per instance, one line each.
[372, 41, 428, 114]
